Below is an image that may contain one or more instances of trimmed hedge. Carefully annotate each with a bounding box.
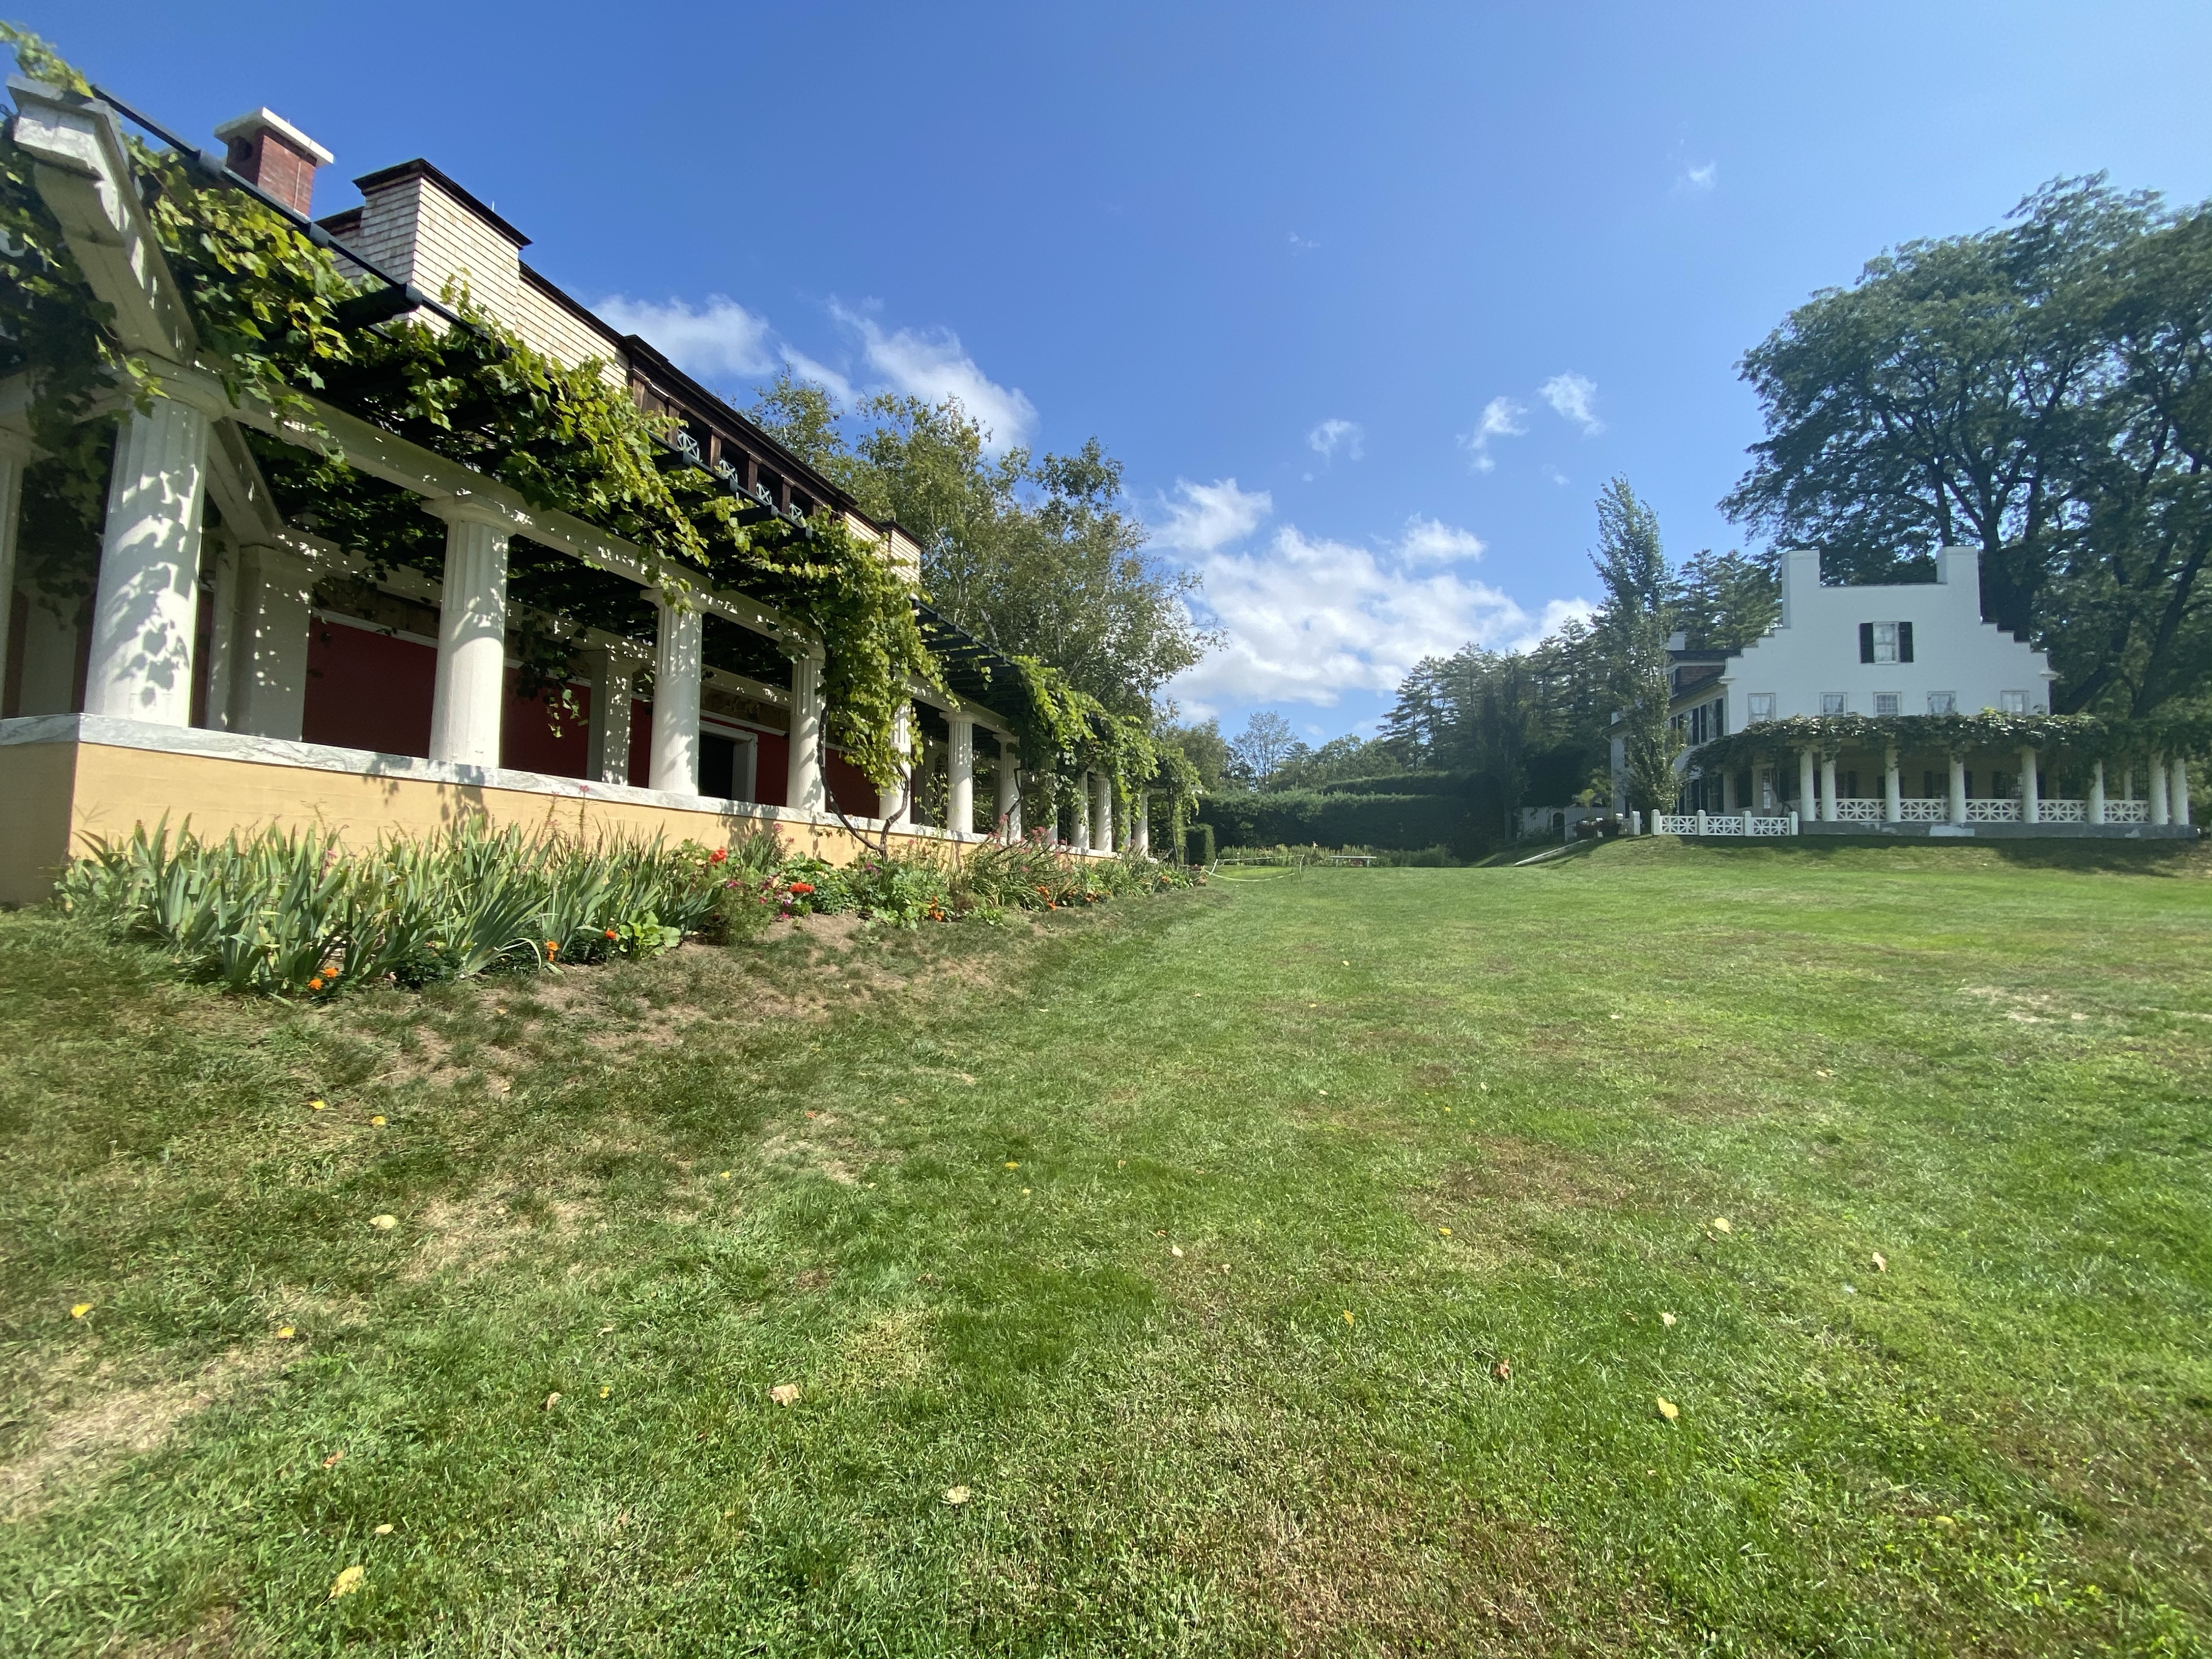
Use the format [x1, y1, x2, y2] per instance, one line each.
[1199, 775, 1506, 856]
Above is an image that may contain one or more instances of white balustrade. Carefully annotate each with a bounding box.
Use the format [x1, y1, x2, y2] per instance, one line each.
[1832, 798, 1882, 822]
[1897, 799, 1948, 821]
[1964, 799, 2022, 822]
[2107, 800, 2150, 823]
[2038, 798, 2087, 823]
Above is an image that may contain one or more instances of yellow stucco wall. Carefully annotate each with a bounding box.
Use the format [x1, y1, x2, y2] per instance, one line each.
[0, 737, 1063, 907]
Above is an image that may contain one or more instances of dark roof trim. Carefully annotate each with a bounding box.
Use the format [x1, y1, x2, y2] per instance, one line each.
[349, 158, 532, 249]
[620, 333, 857, 515]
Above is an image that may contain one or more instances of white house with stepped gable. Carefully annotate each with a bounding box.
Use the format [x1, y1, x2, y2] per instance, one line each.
[1616, 548, 2198, 840]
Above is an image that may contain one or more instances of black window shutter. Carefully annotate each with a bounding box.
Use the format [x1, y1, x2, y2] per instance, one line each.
[1898, 620, 1914, 662]
[1859, 622, 1875, 663]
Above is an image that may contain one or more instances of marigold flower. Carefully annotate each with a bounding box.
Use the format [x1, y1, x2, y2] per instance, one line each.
[605, 928, 619, 939]
[544, 940, 560, 954]
[307, 977, 324, 991]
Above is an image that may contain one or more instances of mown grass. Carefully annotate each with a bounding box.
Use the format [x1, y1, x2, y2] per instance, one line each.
[2, 839, 2209, 1656]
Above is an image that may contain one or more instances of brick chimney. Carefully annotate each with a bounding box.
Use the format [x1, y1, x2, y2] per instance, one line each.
[211, 108, 333, 216]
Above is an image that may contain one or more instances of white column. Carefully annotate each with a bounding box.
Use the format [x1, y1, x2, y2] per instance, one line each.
[86, 399, 209, 725]
[2090, 760, 2107, 825]
[1883, 746, 1901, 823]
[878, 702, 913, 828]
[994, 740, 1022, 837]
[584, 648, 634, 785]
[1948, 756, 1968, 824]
[1070, 774, 1089, 850]
[426, 503, 510, 768]
[1092, 771, 1115, 853]
[2019, 746, 2040, 825]
[1720, 769, 1737, 812]
[0, 431, 31, 703]
[649, 598, 701, 794]
[226, 543, 316, 740]
[2151, 755, 2171, 826]
[1133, 792, 1150, 856]
[787, 648, 825, 813]
[946, 712, 976, 836]
[1798, 749, 1818, 822]
[1818, 753, 1838, 821]
[2174, 757, 2191, 826]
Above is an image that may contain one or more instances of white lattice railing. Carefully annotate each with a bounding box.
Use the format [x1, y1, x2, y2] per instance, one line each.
[1898, 798, 1949, 821]
[1655, 812, 1796, 836]
[1832, 798, 1883, 821]
[2107, 800, 2150, 823]
[1965, 799, 2022, 822]
[2038, 798, 2087, 823]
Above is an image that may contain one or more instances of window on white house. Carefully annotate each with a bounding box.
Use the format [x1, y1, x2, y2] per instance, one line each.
[2000, 690, 2028, 714]
[1874, 692, 1900, 716]
[1860, 621, 1915, 664]
[1821, 692, 1847, 715]
[1928, 691, 1957, 715]
[1747, 693, 1776, 722]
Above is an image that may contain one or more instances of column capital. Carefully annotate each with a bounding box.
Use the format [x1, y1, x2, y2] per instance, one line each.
[423, 493, 521, 533]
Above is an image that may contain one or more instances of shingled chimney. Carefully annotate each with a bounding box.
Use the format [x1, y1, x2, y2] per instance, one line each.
[211, 108, 332, 216]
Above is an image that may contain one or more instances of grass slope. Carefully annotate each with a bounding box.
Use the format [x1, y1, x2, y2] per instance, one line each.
[1, 840, 2209, 1656]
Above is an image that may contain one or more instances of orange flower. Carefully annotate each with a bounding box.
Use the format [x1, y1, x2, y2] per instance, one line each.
[544, 940, 560, 955]
[604, 928, 619, 940]
[307, 977, 324, 991]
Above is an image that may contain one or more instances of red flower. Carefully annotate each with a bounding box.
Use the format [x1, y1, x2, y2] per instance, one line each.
[788, 881, 816, 896]
[709, 848, 729, 864]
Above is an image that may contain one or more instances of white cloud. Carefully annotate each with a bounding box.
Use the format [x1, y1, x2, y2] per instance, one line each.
[1542, 464, 1570, 487]
[1307, 419, 1365, 462]
[1150, 479, 1274, 560]
[1153, 478, 1273, 556]
[1397, 515, 1486, 565]
[593, 295, 776, 380]
[830, 302, 1037, 453]
[1459, 396, 1527, 473]
[1681, 161, 1717, 192]
[1541, 372, 1605, 436]
[1287, 230, 1319, 252]
[1167, 515, 1581, 712]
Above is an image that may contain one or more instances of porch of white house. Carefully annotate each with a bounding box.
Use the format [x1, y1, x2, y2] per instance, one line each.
[1657, 744, 2198, 839]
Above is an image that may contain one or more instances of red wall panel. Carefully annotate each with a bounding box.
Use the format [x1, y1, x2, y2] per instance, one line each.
[303, 622, 434, 758]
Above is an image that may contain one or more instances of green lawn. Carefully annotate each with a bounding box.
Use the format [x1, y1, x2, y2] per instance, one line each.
[3, 840, 2209, 1656]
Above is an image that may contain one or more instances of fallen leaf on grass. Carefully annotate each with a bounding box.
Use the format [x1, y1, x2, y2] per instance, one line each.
[543, 1392, 562, 1410]
[1169, 1245, 1183, 1258]
[1660, 1312, 1677, 1328]
[70, 1302, 91, 1319]
[1656, 1397, 1680, 1422]
[1004, 1161, 1019, 1170]
[1341, 1310, 1355, 1327]
[944, 1485, 971, 1505]
[276, 1326, 296, 1340]
[369, 1215, 398, 1231]
[309, 1100, 327, 1112]
[321, 1451, 344, 1468]
[1437, 1226, 1452, 1236]
[1710, 1217, 1733, 1233]
[1492, 1360, 1511, 1381]
[770, 1383, 801, 1407]
[373, 1523, 393, 1535]
[370, 1115, 387, 1127]
[328, 1565, 365, 1600]
[1871, 1251, 1887, 1272]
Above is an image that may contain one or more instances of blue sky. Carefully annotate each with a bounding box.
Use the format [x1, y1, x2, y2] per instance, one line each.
[22, 2, 2212, 746]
